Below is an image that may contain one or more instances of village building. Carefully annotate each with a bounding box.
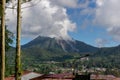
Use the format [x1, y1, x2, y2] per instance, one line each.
[5, 71, 42, 80]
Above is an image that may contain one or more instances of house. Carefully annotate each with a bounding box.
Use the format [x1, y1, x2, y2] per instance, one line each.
[30, 73, 91, 80]
[30, 73, 75, 80]
[5, 71, 42, 80]
[91, 74, 116, 80]
[113, 78, 120, 80]
[5, 76, 14, 80]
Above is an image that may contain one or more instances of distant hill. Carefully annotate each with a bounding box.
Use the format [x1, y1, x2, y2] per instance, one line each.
[86, 45, 120, 69]
[94, 45, 120, 56]
[22, 36, 98, 53]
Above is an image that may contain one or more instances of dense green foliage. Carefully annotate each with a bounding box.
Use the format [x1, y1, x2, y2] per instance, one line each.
[5, 27, 14, 51]
[90, 45, 120, 68]
[0, 26, 13, 51]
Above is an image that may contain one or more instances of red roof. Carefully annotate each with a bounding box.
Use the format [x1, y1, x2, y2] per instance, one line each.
[5, 76, 14, 80]
[30, 73, 75, 80]
[113, 78, 120, 80]
[5, 70, 40, 80]
[91, 74, 116, 80]
[44, 73, 74, 79]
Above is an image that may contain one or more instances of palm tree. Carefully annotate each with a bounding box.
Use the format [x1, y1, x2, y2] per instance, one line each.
[15, 0, 22, 80]
[0, 0, 6, 80]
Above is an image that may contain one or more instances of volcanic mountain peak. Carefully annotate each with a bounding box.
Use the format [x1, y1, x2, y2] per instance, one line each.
[22, 36, 98, 53]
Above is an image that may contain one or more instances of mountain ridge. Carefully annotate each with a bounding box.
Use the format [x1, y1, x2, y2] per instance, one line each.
[8, 36, 120, 62]
[22, 36, 98, 53]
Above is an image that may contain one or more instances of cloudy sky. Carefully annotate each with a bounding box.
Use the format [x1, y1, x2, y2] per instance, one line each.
[6, 0, 120, 47]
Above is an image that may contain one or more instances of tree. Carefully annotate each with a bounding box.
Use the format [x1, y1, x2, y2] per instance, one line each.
[0, 26, 13, 51]
[0, 0, 13, 78]
[5, 27, 13, 51]
[0, 26, 13, 76]
[15, 0, 22, 80]
[0, 0, 6, 80]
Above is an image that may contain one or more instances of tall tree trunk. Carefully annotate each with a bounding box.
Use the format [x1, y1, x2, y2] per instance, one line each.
[15, 0, 22, 80]
[0, 0, 6, 80]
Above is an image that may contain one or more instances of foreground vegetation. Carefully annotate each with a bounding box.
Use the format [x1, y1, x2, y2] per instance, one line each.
[5, 48, 120, 77]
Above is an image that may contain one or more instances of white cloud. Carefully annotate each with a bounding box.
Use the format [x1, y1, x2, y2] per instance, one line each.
[95, 38, 108, 47]
[7, 0, 120, 43]
[96, 0, 104, 6]
[51, 0, 90, 8]
[6, 0, 76, 40]
[95, 0, 120, 42]
[51, 0, 78, 8]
